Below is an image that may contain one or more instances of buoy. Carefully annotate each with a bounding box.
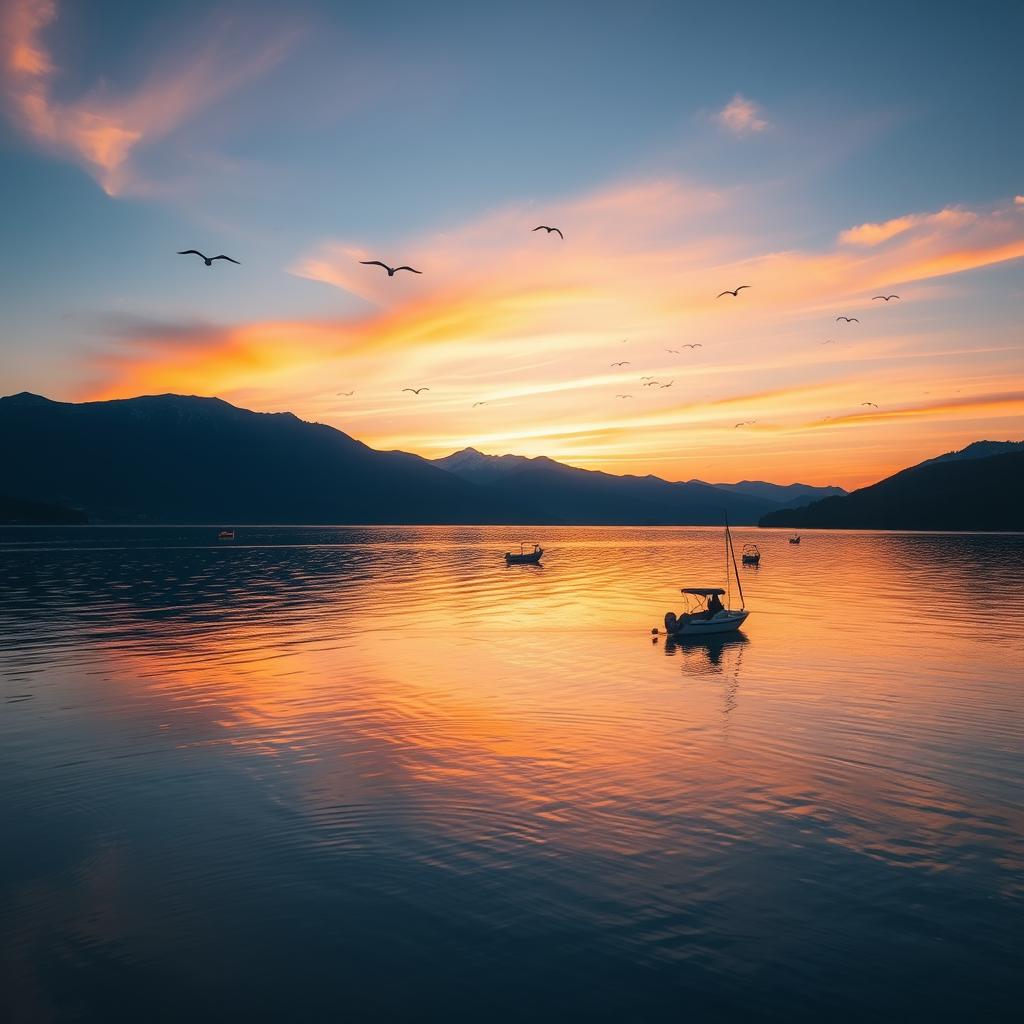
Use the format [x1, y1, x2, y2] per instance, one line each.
[651, 627, 659, 635]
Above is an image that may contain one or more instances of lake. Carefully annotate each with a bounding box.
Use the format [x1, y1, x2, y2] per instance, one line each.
[1, 526, 1021, 1022]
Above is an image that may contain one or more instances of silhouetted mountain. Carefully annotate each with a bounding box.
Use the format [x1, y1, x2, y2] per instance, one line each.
[0, 493, 87, 525]
[433, 447, 775, 524]
[0, 393, 547, 525]
[915, 439, 1024, 469]
[760, 447, 1024, 531]
[705, 479, 846, 507]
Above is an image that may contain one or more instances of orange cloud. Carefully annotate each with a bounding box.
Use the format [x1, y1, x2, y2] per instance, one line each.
[715, 94, 769, 136]
[0, 0, 295, 195]
[77, 182, 1024, 487]
[839, 208, 976, 247]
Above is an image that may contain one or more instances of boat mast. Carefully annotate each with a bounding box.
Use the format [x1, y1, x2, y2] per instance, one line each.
[724, 512, 745, 610]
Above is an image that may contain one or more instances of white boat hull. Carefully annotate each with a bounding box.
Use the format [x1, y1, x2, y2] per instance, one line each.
[669, 610, 749, 637]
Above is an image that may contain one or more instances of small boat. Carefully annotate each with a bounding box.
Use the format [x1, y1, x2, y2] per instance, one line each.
[217, 529, 236, 541]
[789, 534, 801, 544]
[741, 543, 761, 565]
[662, 517, 749, 638]
[505, 542, 543, 565]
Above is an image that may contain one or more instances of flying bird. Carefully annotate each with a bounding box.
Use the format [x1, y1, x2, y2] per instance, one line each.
[681, 343, 702, 349]
[616, 394, 632, 399]
[872, 295, 900, 301]
[717, 286, 750, 298]
[473, 401, 488, 407]
[337, 391, 355, 396]
[402, 387, 430, 395]
[836, 316, 859, 323]
[640, 376, 656, 380]
[360, 261, 422, 276]
[665, 349, 680, 354]
[861, 402, 878, 408]
[611, 361, 630, 367]
[643, 380, 660, 387]
[177, 250, 240, 266]
[532, 225, 564, 239]
[734, 420, 757, 428]
[821, 340, 837, 345]
[660, 381, 674, 389]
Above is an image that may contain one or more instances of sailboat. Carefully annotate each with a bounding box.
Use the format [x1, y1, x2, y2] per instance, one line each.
[662, 516, 750, 637]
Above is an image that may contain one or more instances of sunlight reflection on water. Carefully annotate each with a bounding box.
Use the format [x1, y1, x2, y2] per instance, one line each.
[1, 526, 1022, 1021]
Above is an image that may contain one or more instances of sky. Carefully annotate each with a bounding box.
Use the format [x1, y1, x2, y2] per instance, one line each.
[0, 0, 1022, 488]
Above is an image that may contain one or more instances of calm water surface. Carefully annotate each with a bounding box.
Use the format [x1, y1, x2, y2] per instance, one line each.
[1, 527, 1021, 1022]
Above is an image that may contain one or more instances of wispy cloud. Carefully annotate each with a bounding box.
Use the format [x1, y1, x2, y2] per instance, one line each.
[0, 0, 297, 195]
[76, 182, 1024, 486]
[715, 94, 769, 136]
[839, 209, 977, 247]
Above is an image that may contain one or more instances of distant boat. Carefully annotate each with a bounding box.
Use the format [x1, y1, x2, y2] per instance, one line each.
[662, 517, 749, 637]
[505, 542, 543, 565]
[217, 529, 236, 541]
[789, 534, 801, 544]
[741, 543, 761, 565]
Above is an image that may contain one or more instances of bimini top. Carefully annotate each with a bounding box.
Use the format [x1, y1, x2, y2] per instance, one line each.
[681, 587, 725, 596]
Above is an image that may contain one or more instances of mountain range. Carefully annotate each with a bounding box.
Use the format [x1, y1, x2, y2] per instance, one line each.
[0, 392, 842, 526]
[760, 441, 1024, 531]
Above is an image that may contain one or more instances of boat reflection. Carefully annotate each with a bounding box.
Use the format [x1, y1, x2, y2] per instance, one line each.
[664, 630, 749, 670]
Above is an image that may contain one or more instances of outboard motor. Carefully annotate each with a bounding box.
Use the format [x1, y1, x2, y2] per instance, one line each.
[664, 611, 678, 634]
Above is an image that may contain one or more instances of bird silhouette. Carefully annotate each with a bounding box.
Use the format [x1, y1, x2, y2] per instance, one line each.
[616, 394, 632, 399]
[681, 343, 702, 349]
[860, 402, 878, 408]
[337, 391, 355, 396]
[643, 380, 660, 387]
[611, 361, 630, 367]
[361, 261, 421, 276]
[532, 225, 564, 239]
[717, 286, 750, 298]
[836, 316, 859, 323]
[660, 381, 674, 389]
[402, 387, 430, 395]
[872, 295, 900, 301]
[177, 250, 240, 266]
[473, 401, 488, 407]
[734, 420, 757, 428]
[640, 376, 656, 380]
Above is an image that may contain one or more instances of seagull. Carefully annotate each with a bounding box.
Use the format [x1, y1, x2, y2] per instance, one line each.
[681, 343, 703, 349]
[360, 261, 422, 276]
[616, 394, 632, 399]
[660, 381, 674, 389]
[473, 401, 488, 407]
[337, 391, 355, 396]
[872, 295, 900, 301]
[821, 340, 837, 345]
[402, 387, 430, 395]
[734, 420, 757, 428]
[717, 286, 750, 298]
[665, 349, 680, 354]
[861, 402, 878, 408]
[643, 380, 660, 387]
[640, 376, 656, 380]
[177, 250, 240, 266]
[611, 361, 630, 367]
[532, 225, 564, 239]
[836, 316, 860, 323]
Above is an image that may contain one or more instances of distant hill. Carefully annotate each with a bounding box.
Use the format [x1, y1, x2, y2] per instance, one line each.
[760, 445, 1024, 531]
[433, 448, 793, 525]
[705, 479, 846, 507]
[0, 493, 87, 525]
[0, 393, 546, 525]
[914, 439, 1024, 469]
[0, 391, 892, 527]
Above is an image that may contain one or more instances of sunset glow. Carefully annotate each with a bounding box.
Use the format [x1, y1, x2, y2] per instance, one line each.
[2, 0, 1021, 488]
